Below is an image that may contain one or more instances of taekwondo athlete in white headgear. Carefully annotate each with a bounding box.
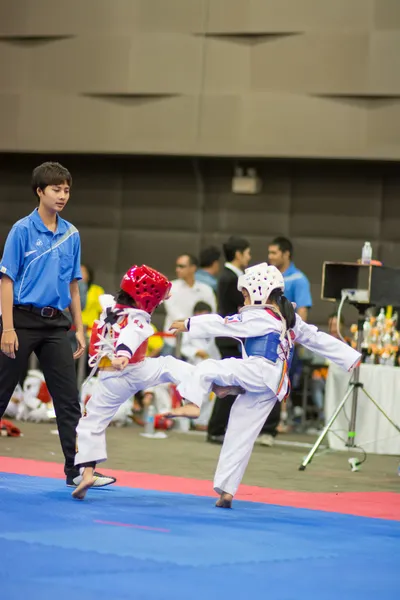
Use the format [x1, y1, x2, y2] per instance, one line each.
[165, 262, 361, 508]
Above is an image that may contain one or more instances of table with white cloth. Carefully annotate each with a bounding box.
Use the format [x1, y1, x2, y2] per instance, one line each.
[325, 363, 400, 455]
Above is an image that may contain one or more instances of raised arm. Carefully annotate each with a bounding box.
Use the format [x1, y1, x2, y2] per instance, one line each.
[293, 315, 360, 372]
[172, 311, 274, 340]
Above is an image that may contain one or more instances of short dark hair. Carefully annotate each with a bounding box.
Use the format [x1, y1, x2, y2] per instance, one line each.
[223, 236, 250, 263]
[270, 236, 293, 258]
[179, 253, 199, 268]
[199, 246, 221, 268]
[31, 162, 72, 200]
[193, 301, 212, 314]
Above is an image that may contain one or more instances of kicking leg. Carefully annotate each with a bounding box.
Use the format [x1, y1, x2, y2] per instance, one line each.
[174, 358, 253, 417]
[214, 392, 278, 508]
[141, 356, 200, 418]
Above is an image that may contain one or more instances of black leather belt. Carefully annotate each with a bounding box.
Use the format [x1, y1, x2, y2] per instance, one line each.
[15, 304, 62, 318]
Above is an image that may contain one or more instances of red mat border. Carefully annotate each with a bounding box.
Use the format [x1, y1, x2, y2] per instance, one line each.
[1, 456, 399, 521]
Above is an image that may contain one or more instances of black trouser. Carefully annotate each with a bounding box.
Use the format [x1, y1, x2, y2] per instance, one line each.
[207, 340, 242, 437]
[0, 307, 81, 479]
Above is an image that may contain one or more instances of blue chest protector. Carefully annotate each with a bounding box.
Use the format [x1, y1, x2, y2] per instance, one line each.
[244, 332, 294, 368]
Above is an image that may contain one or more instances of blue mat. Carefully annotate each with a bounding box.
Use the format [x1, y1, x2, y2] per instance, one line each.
[0, 473, 398, 600]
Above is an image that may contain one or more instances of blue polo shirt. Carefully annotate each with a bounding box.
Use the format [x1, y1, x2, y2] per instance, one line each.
[0, 209, 82, 311]
[283, 262, 312, 309]
[195, 269, 218, 293]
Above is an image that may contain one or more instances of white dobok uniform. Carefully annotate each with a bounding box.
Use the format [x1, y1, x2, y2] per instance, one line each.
[177, 305, 361, 497]
[75, 295, 193, 467]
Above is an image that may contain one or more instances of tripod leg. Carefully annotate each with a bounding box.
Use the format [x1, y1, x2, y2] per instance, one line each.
[360, 388, 400, 433]
[299, 386, 354, 471]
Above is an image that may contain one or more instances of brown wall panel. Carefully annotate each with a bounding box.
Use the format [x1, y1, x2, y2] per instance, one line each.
[241, 94, 366, 157]
[374, 0, 400, 30]
[369, 33, 400, 94]
[367, 101, 400, 153]
[251, 34, 369, 94]
[207, 0, 373, 33]
[0, 95, 19, 150]
[0, 0, 207, 36]
[203, 38, 250, 93]
[0, 0, 400, 158]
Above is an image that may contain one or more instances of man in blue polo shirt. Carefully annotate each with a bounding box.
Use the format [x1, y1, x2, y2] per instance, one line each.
[258, 236, 313, 445]
[0, 162, 115, 489]
[268, 237, 312, 320]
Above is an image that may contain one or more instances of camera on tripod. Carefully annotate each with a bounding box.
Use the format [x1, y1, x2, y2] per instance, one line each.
[298, 260, 400, 472]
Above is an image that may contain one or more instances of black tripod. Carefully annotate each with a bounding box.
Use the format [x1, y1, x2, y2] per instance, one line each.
[299, 304, 400, 471]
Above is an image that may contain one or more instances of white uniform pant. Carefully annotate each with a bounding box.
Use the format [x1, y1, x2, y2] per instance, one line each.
[196, 392, 215, 427]
[214, 391, 278, 497]
[75, 356, 193, 466]
[177, 356, 281, 498]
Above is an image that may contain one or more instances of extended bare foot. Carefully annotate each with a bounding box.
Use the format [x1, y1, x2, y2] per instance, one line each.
[162, 403, 201, 419]
[215, 492, 233, 509]
[72, 467, 96, 500]
[212, 384, 245, 398]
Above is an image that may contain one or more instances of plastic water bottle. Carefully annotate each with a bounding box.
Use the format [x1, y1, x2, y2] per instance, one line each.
[361, 241, 372, 264]
[144, 405, 155, 435]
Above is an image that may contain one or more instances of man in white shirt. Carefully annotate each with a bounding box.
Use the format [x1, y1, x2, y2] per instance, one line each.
[162, 254, 217, 355]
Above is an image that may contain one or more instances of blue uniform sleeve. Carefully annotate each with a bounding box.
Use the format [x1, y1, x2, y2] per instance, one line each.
[293, 275, 313, 308]
[0, 226, 26, 281]
[71, 234, 82, 282]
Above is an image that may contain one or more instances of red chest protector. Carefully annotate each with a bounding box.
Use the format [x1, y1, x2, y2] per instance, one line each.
[89, 317, 148, 367]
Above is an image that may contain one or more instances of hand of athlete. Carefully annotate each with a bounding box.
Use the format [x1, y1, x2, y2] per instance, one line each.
[73, 330, 87, 359]
[112, 356, 129, 370]
[195, 349, 209, 360]
[1, 330, 19, 359]
[169, 320, 188, 334]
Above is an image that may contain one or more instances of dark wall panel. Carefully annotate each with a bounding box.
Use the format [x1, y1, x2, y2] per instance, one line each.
[0, 153, 399, 326]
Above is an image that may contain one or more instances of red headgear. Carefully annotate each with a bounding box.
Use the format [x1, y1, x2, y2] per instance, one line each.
[120, 265, 171, 314]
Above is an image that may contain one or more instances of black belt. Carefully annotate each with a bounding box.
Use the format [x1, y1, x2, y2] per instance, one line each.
[15, 304, 62, 319]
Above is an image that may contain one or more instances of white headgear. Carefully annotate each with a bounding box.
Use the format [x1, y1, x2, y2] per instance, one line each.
[237, 262, 284, 305]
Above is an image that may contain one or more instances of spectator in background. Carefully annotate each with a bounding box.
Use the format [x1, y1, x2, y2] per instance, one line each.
[80, 264, 104, 337]
[69, 264, 104, 360]
[146, 324, 164, 358]
[207, 236, 251, 444]
[267, 237, 312, 322]
[195, 246, 221, 292]
[163, 253, 216, 356]
[258, 236, 313, 445]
